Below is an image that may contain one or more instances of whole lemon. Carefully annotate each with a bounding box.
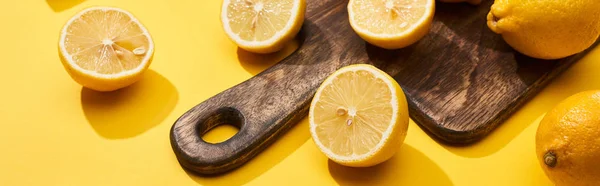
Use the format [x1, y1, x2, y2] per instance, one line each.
[487, 0, 600, 60]
[536, 90, 600, 186]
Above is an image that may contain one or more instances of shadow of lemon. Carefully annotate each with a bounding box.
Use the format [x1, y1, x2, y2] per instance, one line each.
[328, 144, 453, 186]
[46, 0, 85, 12]
[185, 118, 311, 186]
[237, 38, 300, 75]
[81, 70, 178, 139]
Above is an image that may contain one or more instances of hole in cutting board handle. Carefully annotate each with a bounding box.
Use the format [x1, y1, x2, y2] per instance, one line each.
[196, 107, 244, 144]
[202, 125, 240, 144]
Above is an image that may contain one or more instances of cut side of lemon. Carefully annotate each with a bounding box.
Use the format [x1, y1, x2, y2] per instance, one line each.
[309, 64, 409, 167]
[59, 6, 154, 92]
[221, 0, 306, 53]
[348, 0, 435, 49]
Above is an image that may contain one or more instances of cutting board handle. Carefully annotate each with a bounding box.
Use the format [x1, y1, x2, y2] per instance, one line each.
[169, 20, 350, 175]
[170, 100, 266, 175]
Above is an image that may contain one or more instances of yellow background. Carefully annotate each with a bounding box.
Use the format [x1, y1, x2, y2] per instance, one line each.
[2, 0, 599, 185]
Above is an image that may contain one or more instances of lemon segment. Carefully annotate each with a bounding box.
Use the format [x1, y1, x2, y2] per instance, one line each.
[348, 0, 435, 49]
[59, 7, 154, 91]
[221, 0, 306, 53]
[309, 64, 409, 167]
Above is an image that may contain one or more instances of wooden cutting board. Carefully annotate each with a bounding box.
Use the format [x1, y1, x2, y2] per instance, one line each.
[170, 0, 598, 175]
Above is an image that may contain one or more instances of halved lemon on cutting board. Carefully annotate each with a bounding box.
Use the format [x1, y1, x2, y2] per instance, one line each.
[348, 0, 435, 49]
[309, 64, 409, 167]
[59, 7, 154, 92]
[220, 0, 306, 53]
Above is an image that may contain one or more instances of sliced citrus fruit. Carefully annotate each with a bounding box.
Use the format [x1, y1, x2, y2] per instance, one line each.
[309, 64, 409, 167]
[59, 7, 154, 92]
[348, 0, 435, 49]
[220, 0, 306, 53]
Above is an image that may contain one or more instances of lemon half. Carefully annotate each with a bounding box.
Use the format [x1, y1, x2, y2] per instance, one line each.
[59, 7, 154, 91]
[348, 0, 435, 49]
[309, 64, 409, 167]
[221, 0, 306, 53]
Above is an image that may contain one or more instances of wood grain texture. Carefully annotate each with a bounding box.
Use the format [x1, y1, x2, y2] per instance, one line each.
[170, 0, 598, 175]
